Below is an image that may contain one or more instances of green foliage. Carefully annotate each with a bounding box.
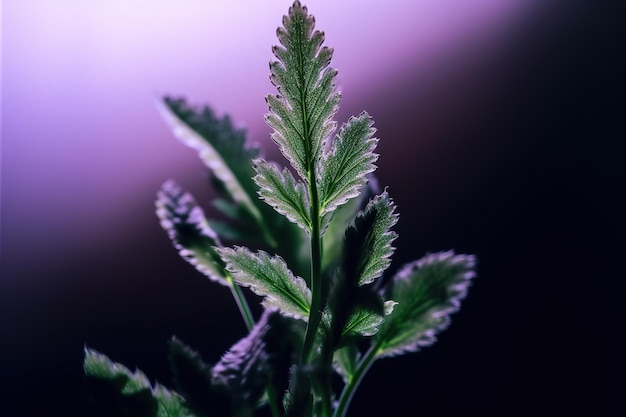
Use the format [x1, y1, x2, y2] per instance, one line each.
[156, 179, 229, 286]
[84, 2, 477, 417]
[319, 112, 379, 217]
[265, 1, 340, 182]
[254, 160, 312, 233]
[218, 247, 312, 321]
[344, 191, 398, 286]
[84, 347, 193, 417]
[375, 251, 477, 358]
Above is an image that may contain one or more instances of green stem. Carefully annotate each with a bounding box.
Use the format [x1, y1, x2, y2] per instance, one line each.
[302, 174, 332, 417]
[266, 383, 282, 417]
[318, 330, 335, 417]
[333, 344, 380, 417]
[227, 275, 255, 332]
[301, 175, 322, 363]
[292, 23, 329, 413]
[228, 276, 281, 417]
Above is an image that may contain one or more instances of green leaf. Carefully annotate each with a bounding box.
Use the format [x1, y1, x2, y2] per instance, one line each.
[218, 246, 311, 320]
[157, 96, 263, 222]
[375, 251, 477, 358]
[332, 345, 359, 384]
[320, 112, 379, 216]
[254, 159, 312, 233]
[84, 347, 194, 417]
[266, 0, 340, 180]
[158, 97, 309, 269]
[84, 347, 144, 383]
[153, 385, 194, 417]
[322, 175, 379, 271]
[323, 189, 398, 346]
[342, 299, 396, 338]
[323, 270, 395, 349]
[156, 180, 229, 287]
[345, 191, 399, 285]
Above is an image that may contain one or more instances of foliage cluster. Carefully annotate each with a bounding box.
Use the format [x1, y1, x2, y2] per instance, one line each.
[84, 3, 476, 416]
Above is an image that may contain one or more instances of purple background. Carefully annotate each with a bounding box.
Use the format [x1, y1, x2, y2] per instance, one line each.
[2, 1, 624, 415]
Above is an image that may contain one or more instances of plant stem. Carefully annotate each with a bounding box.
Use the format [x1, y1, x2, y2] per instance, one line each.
[301, 174, 322, 363]
[227, 274, 255, 331]
[266, 383, 282, 417]
[302, 171, 332, 417]
[228, 275, 281, 417]
[333, 344, 380, 417]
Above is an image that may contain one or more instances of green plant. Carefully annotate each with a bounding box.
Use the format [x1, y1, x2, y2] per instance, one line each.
[83, 2, 477, 417]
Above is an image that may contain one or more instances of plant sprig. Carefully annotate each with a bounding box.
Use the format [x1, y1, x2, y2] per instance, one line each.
[83, 2, 477, 417]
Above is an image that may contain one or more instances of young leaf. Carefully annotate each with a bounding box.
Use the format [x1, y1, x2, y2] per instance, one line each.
[159, 97, 309, 276]
[375, 250, 477, 358]
[320, 112, 379, 216]
[325, 277, 397, 347]
[156, 180, 229, 287]
[322, 175, 379, 271]
[254, 159, 312, 233]
[84, 347, 194, 417]
[344, 191, 399, 285]
[341, 298, 397, 339]
[266, 0, 340, 181]
[332, 345, 359, 385]
[157, 96, 263, 222]
[218, 246, 311, 320]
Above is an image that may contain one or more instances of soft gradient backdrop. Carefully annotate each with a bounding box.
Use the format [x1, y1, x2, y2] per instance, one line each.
[2, 1, 624, 416]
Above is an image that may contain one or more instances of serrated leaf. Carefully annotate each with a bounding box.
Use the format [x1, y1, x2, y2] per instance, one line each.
[375, 251, 477, 358]
[323, 270, 395, 349]
[320, 112, 378, 216]
[156, 180, 229, 287]
[254, 159, 311, 233]
[322, 175, 379, 270]
[345, 191, 399, 285]
[153, 384, 193, 417]
[341, 296, 396, 341]
[157, 96, 263, 223]
[211, 309, 293, 414]
[265, 0, 340, 181]
[341, 301, 385, 338]
[84, 347, 194, 417]
[218, 246, 311, 320]
[84, 347, 144, 384]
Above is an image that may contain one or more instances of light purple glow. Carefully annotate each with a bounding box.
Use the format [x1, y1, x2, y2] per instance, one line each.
[2, 0, 537, 288]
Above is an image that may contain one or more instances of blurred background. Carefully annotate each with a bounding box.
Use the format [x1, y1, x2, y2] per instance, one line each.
[2, 0, 624, 415]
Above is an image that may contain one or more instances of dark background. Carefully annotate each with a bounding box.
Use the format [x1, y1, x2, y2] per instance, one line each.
[2, 1, 624, 416]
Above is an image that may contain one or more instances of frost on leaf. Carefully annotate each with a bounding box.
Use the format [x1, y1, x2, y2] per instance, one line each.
[218, 246, 311, 321]
[265, 0, 340, 181]
[254, 159, 311, 233]
[344, 191, 399, 285]
[320, 112, 379, 216]
[375, 251, 477, 358]
[156, 179, 229, 286]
